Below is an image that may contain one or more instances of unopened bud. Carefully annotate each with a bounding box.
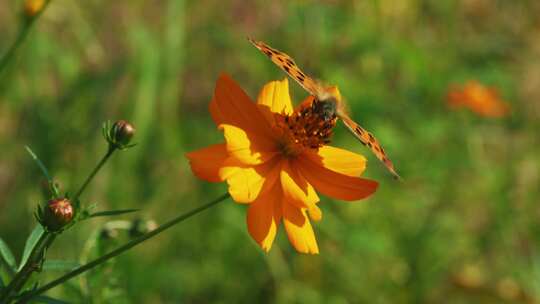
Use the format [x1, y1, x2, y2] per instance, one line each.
[24, 0, 46, 17]
[43, 198, 73, 231]
[104, 120, 136, 149]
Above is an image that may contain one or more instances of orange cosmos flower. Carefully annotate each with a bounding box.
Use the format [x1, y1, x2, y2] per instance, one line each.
[447, 80, 510, 118]
[24, 0, 46, 17]
[186, 74, 378, 254]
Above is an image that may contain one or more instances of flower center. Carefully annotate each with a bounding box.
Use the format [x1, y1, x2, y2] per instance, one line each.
[277, 99, 337, 157]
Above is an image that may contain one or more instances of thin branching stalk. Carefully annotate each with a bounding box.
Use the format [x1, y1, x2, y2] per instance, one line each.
[72, 146, 116, 203]
[0, 145, 116, 303]
[15, 193, 230, 303]
[0, 233, 55, 302]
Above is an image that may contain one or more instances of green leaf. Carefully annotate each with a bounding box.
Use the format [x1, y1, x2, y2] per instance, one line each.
[31, 295, 70, 304]
[25, 146, 52, 183]
[0, 272, 5, 288]
[19, 225, 44, 271]
[89, 209, 140, 218]
[42, 260, 80, 272]
[0, 237, 16, 270]
[25, 146, 59, 197]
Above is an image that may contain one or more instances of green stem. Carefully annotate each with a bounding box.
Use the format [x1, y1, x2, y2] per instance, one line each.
[72, 146, 115, 203]
[0, 145, 116, 303]
[0, 0, 53, 75]
[0, 232, 55, 303]
[15, 193, 230, 303]
[0, 21, 30, 75]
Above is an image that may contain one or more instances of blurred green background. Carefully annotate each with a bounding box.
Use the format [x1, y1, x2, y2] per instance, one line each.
[1, 0, 540, 303]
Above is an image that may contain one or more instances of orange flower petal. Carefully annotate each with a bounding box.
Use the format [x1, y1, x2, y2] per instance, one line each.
[294, 95, 316, 112]
[305, 146, 367, 177]
[296, 156, 378, 201]
[257, 78, 293, 115]
[280, 160, 321, 221]
[209, 74, 274, 138]
[470, 97, 510, 117]
[282, 202, 319, 254]
[448, 81, 510, 118]
[220, 158, 280, 203]
[209, 95, 223, 125]
[221, 124, 278, 165]
[246, 186, 282, 252]
[185, 143, 229, 182]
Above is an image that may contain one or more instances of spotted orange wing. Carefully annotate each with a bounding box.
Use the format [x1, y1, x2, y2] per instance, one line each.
[248, 38, 324, 97]
[340, 115, 400, 179]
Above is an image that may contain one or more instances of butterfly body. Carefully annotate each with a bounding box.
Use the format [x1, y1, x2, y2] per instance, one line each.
[249, 38, 400, 179]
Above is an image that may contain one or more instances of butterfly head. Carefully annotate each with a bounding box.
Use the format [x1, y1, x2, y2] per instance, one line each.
[312, 85, 342, 121]
[312, 97, 337, 122]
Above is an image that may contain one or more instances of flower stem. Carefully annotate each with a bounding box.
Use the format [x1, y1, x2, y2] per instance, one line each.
[72, 146, 115, 203]
[0, 22, 30, 76]
[0, 0, 53, 76]
[0, 146, 116, 303]
[15, 193, 230, 303]
[0, 232, 55, 303]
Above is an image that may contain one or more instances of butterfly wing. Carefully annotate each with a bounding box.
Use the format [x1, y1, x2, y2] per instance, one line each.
[248, 38, 324, 97]
[340, 114, 400, 179]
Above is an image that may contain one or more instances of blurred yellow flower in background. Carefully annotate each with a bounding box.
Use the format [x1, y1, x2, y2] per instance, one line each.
[24, 0, 46, 17]
[448, 80, 510, 118]
[187, 74, 378, 254]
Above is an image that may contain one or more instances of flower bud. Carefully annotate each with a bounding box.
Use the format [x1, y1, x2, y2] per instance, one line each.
[104, 120, 136, 149]
[43, 198, 73, 231]
[24, 0, 46, 17]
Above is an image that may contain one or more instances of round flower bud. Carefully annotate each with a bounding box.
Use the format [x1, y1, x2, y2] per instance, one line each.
[24, 0, 46, 17]
[109, 120, 135, 148]
[43, 198, 73, 231]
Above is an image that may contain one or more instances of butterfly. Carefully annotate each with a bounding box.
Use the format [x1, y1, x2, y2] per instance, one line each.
[248, 38, 400, 179]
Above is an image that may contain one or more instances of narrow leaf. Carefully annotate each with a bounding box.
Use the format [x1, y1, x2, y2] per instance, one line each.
[0, 237, 16, 270]
[32, 295, 70, 304]
[0, 272, 5, 288]
[42, 260, 80, 272]
[25, 146, 52, 183]
[19, 225, 44, 271]
[89, 209, 140, 218]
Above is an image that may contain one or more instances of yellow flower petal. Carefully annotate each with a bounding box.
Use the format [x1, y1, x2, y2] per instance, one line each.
[185, 143, 229, 182]
[282, 203, 319, 254]
[306, 205, 322, 222]
[280, 160, 321, 221]
[220, 158, 280, 203]
[246, 186, 282, 252]
[221, 124, 278, 165]
[257, 78, 293, 115]
[305, 145, 367, 177]
[296, 156, 378, 201]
